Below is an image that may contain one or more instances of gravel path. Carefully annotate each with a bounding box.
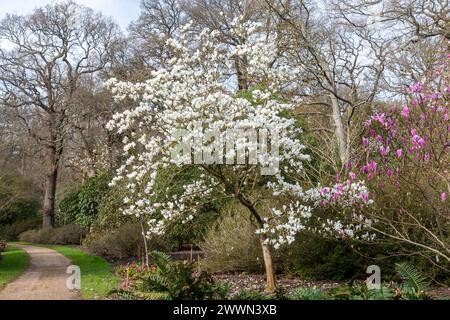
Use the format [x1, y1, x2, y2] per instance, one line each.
[0, 244, 80, 300]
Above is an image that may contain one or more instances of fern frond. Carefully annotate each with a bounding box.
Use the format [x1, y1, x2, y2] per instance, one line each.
[132, 291, 171, 300]
[140, 273, 171, 292]
[150, 251, 172, 272]
[395, 262, 430, 292]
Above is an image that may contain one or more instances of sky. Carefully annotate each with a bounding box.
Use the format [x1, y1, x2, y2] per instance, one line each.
[0, 0, 142, 30]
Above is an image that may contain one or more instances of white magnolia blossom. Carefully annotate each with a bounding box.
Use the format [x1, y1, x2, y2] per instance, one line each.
[106, 20, 372, 249]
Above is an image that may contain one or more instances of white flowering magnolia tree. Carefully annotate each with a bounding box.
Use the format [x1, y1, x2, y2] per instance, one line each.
[106, 20, 371, 292]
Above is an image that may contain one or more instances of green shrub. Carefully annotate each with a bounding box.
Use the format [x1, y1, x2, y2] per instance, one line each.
[328, 284, 395, 300]
[280, 232, 373, 281]
[18, 224, 86, 245]
[58, 173, 111, 229]
[0, 171, 41, 227]
[0, 218, 41, 241]
[18, 230, 40, 244]
[232, 289, 270, 300]
[57, 191, 79, 226]
[0, 171, 42, 243]
[289, 287, 327, 300]
[90, 187, 132, 234]
[123, 251, 230, 300]
[87, 223, 169, 259]
[50, 224, 86, 245]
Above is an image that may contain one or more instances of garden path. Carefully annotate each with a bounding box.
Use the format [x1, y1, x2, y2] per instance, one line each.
[0, 244, 79, 300]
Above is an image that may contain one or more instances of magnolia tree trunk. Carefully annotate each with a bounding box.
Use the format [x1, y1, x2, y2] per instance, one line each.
[259, 234, 276, 293]
[140, 221, 150, 267]
[237, 196, 277, 292]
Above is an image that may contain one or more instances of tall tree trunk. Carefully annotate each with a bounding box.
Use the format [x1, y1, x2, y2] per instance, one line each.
[330, 93, 348, 164]
[42, 110, 61, 230]
[42, 161, 58, 229]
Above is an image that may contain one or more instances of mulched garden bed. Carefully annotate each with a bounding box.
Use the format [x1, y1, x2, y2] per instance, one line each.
[213, 273, 343, 296]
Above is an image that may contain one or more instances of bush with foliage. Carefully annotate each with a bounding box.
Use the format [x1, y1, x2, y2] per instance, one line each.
[19, 224, 86, 245]
[118, 251, 230, 300]
[281, 233, 375, 281]
[0, 218, 41, 241]
[87, 223, 169, 259]
[58, 173, 111, 229]
[288, 287, 327, 300]
[89, 186, 133, 234]
[0, 171, 42, 240]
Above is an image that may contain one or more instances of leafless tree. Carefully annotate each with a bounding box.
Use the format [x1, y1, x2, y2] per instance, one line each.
[262, 1, 389, 167]
[0, 1, 121, 229]
[332, 0, 449, 94]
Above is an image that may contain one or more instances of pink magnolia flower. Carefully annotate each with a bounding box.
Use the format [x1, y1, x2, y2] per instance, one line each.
[360, 192, 369, 202]
[410, 82, 424, 93]
[396, 149, 403, 158]
[380, 145, 390, 157]
[376, 135, 383, 143]
[441, 192, 447, 203]
[401, 106, 410, 119]
[362, 138, 369, 147]
[387, 168, 394, 178]
[349, 172, 356, 180]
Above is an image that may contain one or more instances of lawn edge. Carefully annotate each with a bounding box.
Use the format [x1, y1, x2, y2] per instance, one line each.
[0, 245, 31, 291]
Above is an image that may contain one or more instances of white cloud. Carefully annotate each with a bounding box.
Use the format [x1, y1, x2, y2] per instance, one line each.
[0, 0, 141, 30]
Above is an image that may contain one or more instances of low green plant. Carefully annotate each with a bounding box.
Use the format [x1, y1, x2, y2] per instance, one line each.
[395, 262, 431, 300]
[289, 287, 327, 300]
[18, 224, 86, 245]
[328, 284, 394, 300]
[87, 223, 170, 259]
[125, 251, 230, 300]
[0, 218, 41, 241]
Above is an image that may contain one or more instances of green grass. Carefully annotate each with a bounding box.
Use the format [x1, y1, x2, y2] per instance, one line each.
[0, 246, 30, 290]
[48, 245, 119, 300]
[12, 242, 119, 300]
